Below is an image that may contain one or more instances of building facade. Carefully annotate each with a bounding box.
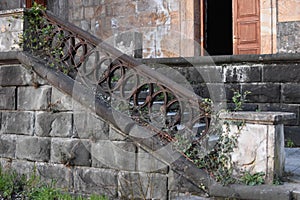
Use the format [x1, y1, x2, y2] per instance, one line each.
[1, 0, 299, 58]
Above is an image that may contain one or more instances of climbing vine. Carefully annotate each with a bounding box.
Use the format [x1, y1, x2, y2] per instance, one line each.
[19, 3, 67, 73]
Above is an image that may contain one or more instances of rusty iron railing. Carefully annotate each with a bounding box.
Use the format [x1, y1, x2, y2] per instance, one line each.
[24, 10, 211, 144]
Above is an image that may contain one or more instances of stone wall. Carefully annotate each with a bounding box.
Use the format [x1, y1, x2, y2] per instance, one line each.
[66, 0, 199, 58]
[0, 0, 21, 10]
[0, 62, 207, 199]
[0, 9, 23, 52]
[277, 21, 300, 53]
[142, 54, 300, 146]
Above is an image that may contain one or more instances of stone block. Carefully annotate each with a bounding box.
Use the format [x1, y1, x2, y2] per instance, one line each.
[16, 136, 50, 162]
[282, 84, 300, 103]
[241, 83, 280, 103]
[11, 160, 35, 179]
[74, 167, 118, 197]
[137, 147, 168, 173]
[168, 170, 204, 194]
[51, 138, 91, 166]
[1, 111, 34, 135]
[0, 65, 31, 86]
[219, 112, 294, 183]
[191, 66, 223, 84]
[224, 65, 261, 83]
[118, 172, 167, 200]
[0, 87, 15, 110]
[36, 162, 73, 190]
[51, 87, 73, 111]
[18, 86, 52, 110]
[91, 140, 136, 171]
[0, 134, 16, 159]
[109, 126, 128, 141]
[259, 104, 299, 125]
[35, 112, 73, 137]
[262, 64, 300, 82]
[74, 112, 109, 140]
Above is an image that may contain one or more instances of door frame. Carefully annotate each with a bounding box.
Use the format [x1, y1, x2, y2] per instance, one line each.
[200, 0, 262, 55]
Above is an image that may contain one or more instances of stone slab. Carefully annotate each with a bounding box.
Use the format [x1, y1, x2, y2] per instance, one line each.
[35, 112, 73, 137]
[17, 86, 52, 110]
[51, 138, 91, 166]
[1, 111, 34, 135]
[0, 87, 15, 110]
[16, 136, 50, 162]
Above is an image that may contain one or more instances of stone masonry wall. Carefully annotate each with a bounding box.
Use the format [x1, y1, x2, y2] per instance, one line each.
[143, 55, 300, 147]
[277, 21, 300, 54]
[66, 0, 198, 58]
[0, 63, 206, 199]
[0, 9, 23, 52]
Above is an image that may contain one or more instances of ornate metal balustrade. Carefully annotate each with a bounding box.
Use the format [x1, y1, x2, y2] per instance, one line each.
[24, 9, 211, 147]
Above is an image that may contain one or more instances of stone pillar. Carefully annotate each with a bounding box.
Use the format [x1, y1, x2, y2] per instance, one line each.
[219, 111, 295, 184]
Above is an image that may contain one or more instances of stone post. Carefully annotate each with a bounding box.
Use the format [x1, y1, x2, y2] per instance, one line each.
[219, 111, 295, 184]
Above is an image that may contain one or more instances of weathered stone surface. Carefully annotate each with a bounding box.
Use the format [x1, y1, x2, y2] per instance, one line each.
[74, 112, 109, 140]
[109, 126, 128, 141]
[263, 64, 300, 82]
[0, 87, 15, 110]
[11, 160, 35, 179]
[241, 83, 281, 103]
[16, 136, 50, 162]
[36, 162, 73, 189]
[51, 87, 73, 111]
[169, 192, 209, 200]
[92, 140, 136, 171]
[0, 65, 31, 86]
[282, 84, 300, 103]
[259, 104, 299, 125]
[222, 122, 285, 183]
[0, 1, 21, 9]
[224, 65, 261, 83]
[51, 138, 91, 166]
[0, 158, 11, 169]
[74, 167, 118, 197]
[18, 86, 52, 110]
[190, 66, 223, 84]
[137, 147, 168, 173]
[278, 21, 300, 54]
[118, 172, 168, 200]
[168, 170, 205, 194]
[35, 112, 73, 137]
[1, 111, 34, 135]
[0, 134, 16, 158]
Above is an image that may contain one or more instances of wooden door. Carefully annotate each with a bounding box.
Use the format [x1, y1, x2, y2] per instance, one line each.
[233, 0, 260, 54]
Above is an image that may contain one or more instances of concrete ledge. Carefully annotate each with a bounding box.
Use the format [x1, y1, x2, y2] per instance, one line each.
[219, 111, 296, 125]
[141, 53, 300, 66]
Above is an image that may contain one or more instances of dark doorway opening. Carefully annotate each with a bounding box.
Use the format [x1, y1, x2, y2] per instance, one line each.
[204, 0, 233, 55]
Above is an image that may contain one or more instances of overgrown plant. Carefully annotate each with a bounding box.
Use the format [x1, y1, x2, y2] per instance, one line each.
[19, 3, 68, 73]
[174, 90, 253, 186]
[232, 90, 251, 111]
[240, 171, 265, 186]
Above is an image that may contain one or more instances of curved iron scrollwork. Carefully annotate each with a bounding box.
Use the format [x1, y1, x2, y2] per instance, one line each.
[24, 10, 211, 145]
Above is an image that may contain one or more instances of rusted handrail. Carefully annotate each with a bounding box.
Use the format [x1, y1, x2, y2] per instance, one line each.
[25, 10, 211, 144]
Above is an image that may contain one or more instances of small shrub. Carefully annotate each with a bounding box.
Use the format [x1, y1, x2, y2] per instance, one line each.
[240, 171, 265, 186]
